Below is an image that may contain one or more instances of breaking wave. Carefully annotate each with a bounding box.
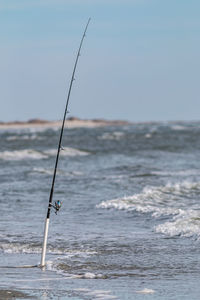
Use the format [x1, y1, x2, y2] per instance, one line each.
[0, 242, 97, 256]
[155, 210, 200, 237]
[97, 181, 200, 238]
[98, 131, 124, 140]
[97, 181, 200, 217]
[0, 147, 90, 161]
[0, 149, 47, 160]
[6, 134, 43, 141]
[170, 125, 188, 131]
[66, 273, 105, 280]
[44, 147, 90, 157]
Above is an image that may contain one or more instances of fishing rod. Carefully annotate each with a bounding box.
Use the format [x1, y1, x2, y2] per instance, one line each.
[41, 18, 91, 267]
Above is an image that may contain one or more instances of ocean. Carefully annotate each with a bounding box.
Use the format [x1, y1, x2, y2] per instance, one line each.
[1, 121, 200, 299]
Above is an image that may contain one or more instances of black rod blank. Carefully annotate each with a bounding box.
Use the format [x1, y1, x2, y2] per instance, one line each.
[46, 18, 91, 219]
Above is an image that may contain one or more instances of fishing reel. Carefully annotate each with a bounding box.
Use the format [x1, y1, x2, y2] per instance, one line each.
[51, 200, 62, 215]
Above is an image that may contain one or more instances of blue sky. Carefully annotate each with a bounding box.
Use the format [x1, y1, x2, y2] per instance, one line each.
[0, 0, 200, 121]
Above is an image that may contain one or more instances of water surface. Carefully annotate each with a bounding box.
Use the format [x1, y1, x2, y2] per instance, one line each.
[1, 122, 200, 299]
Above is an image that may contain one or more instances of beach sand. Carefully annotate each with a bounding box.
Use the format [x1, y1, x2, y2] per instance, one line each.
[0, 118, 130, 130]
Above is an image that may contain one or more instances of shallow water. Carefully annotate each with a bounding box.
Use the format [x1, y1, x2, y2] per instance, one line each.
[1, 122, 200, 299]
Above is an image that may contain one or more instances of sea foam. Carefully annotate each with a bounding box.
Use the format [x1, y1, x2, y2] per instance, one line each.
[136, 288, 155, 294]
[155, 209, 200, 237]
[0, 242, 97, 256]
[0, 149, 47, 160]
[97, 181, 200, 238]
[6, 134, 43, 141]
[0, 147, 90, 161]
[44, 147, 90, 157]
[97, 181, 195, 217]
[98, 131, 124, 140]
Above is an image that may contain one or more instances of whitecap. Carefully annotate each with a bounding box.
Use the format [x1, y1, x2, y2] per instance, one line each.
[44, 147, 90, 157]
[32, 167, 55, 175]
[6, 136, 22, 141]
[6, 134, 43, 141]
[97, 197, 182, 217]
[72, 272, 104, 279]
[145, 133, 152, 138]
[136, 288, 155, 294]
[97, 181, 200, 218]
[0, 147, 90, 161]
[99, 131, 124, 140]
[170, 125, 187, 131]
[155, 209, 200, 237]
[0, 149, 47, 161]
[88, 290, 117, 299]
[97, 184, 185, 217]
[97, 181, 200, 239]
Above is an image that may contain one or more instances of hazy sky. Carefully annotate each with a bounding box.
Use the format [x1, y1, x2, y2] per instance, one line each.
[0, 0, 200, 122]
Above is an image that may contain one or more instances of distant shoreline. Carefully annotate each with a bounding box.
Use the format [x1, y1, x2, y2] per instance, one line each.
[0, 117, 130, 129]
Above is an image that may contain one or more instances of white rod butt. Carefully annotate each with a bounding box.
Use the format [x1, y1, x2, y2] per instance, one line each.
[41, 218, 50, 267]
